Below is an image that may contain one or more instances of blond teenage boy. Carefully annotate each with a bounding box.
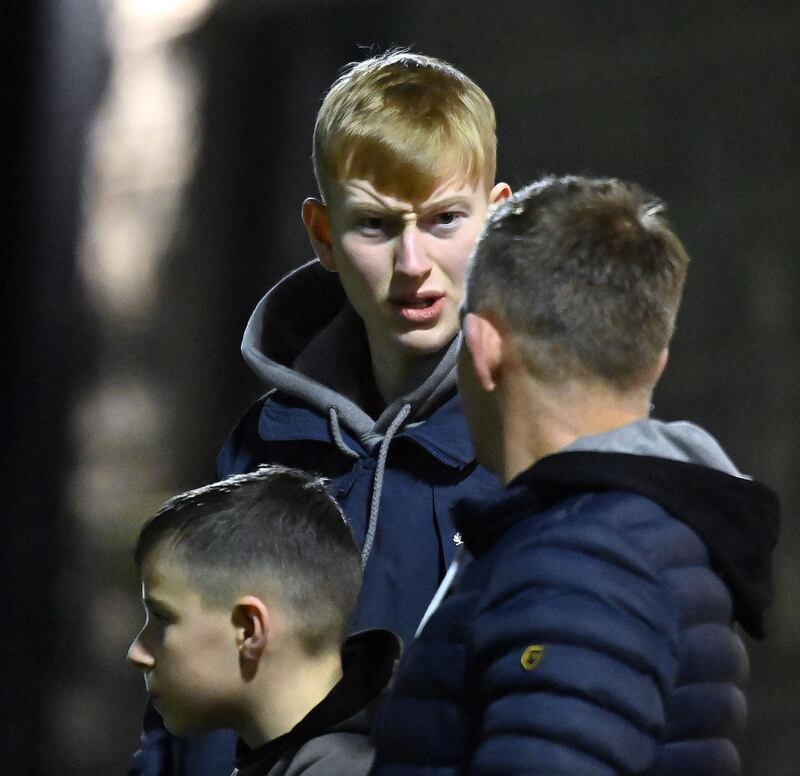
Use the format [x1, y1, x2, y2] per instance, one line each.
[131, 52, 509, 776]
[128, 465, 399, 776]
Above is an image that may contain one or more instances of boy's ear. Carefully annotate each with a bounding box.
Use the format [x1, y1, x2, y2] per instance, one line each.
[462, 312, 505, 392]
[232, 596, 270, 663]
[488, 182, 512, 209]
[302, 198, 336, 271]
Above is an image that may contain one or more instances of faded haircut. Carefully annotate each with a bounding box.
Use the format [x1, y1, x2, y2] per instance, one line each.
[464, 175, 690, 390]
[313, 50, 497, 202]
[135, 465, 361, 655]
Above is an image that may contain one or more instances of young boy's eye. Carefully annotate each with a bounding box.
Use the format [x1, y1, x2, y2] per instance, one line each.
[145, 605, 174, 629]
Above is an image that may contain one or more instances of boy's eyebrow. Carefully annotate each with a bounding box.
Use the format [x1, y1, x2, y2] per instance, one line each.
[346, 202, 398, 215]
[419, 195, 473, 213]
[143, 595, 174, 614]
[345, 193, 407, 215]
[342, 181, 403, 211]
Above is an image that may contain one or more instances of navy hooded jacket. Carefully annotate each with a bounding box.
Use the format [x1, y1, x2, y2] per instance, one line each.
[371, 422, 780, 775]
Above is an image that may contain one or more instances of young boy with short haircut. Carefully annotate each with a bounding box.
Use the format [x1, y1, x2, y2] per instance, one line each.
[371, 176, 780, 774]
[127, 465, 399, 776]
[133, 50, 509, 775]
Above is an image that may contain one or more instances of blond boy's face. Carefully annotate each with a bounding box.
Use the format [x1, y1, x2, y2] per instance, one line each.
[313, 176, 509, 371]
[127, 552, 242, 737]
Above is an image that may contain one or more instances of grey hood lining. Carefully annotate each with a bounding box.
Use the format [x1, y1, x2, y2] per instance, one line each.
[564, 419, 747, 478]
[241, 259, 458, 445]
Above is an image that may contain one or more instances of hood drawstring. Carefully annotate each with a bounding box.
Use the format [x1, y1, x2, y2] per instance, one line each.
[360, 402, 411, 568]
[328, 402, 413, 568]
[328, 407, 361, 460]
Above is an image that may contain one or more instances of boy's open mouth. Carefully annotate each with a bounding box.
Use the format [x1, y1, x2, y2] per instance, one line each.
[390, 294, 445, 323]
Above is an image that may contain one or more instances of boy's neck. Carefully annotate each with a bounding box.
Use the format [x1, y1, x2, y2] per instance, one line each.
[368, 339, 451, 407]
[240, 648, 343, 750]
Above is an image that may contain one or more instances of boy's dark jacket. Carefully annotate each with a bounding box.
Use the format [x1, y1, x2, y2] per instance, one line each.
[227, 260, 498, 642]
[129, 261, 498, 776]
[232, 629, 399, 776]
[371, 421, 780, 775]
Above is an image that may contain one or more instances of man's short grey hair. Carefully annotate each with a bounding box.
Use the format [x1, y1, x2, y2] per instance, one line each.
[464, 175, 689, 390]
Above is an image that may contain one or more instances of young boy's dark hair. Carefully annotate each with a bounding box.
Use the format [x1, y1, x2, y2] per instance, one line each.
[128, 466, 397, 775]
[134, 465, 361, 654]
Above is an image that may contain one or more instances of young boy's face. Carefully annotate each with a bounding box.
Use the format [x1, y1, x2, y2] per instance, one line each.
[307, 176, 509, 371]
[127, 551, 241, 737]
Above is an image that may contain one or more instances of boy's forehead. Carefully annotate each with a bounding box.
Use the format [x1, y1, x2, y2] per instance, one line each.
[329, 175, 485, 212]
[140, 545, 188, 590]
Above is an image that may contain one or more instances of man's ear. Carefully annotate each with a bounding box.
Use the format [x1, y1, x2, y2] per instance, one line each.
[302, 198, 336, 271]
[462, 312, 505, 392]
[232, 596, 270, 663]
[488, 182, 512, 210]
[653, 347, 669, 383]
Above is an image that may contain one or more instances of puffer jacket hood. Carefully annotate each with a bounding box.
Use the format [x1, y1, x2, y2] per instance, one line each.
[456, 419, 780, 638]
[241, 260, 459, 442]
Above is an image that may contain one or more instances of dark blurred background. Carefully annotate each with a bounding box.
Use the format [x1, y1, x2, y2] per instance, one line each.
[3, 1, 798, 773]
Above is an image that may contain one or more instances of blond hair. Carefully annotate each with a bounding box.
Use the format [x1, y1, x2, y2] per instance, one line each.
[313, 51, 497, 201]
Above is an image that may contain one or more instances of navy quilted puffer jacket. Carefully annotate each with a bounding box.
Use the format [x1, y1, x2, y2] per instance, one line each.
[372, 432, 779, 775]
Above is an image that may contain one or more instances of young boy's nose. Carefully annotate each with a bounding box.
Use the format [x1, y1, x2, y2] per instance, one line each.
[127, 634, 155, 671]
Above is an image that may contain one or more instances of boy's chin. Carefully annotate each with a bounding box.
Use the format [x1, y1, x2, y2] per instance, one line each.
[394, 324, 459, 356]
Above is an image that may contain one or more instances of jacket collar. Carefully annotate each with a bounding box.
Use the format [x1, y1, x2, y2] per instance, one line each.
[454, 451, 780, 639]
[401, 393, 477, 468]
[258, 392, 477, 469]
[242, 260, 462, 443]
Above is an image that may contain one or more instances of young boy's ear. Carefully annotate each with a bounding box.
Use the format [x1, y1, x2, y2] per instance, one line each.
[302, 198, 336, 271]
[233, 596, 270, 663]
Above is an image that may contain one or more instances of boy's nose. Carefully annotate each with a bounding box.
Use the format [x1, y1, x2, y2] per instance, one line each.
[395, 225, 432, 277]
[127, 634, 155, 670]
